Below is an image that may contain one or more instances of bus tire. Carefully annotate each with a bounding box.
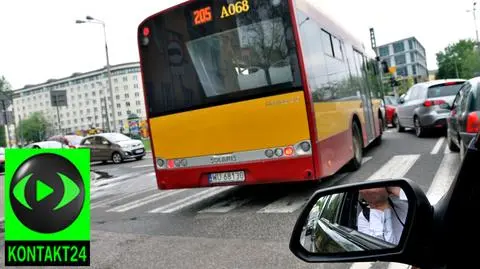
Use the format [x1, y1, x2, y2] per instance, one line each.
[347, 122, 363, 172]
[372, 115, 383, 146]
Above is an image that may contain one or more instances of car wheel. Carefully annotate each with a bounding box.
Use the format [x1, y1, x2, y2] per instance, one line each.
[347, 121, 363, 172]
[447, 132, 460, 152]
[395, 115, 404, 132]
[414, 117, 425, 138]
[112, 152, 123, 164]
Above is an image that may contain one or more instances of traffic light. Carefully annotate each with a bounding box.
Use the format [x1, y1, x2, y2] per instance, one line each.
[381, 60, 389, 74]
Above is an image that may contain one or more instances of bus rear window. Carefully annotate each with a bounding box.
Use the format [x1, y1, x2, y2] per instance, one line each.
[138, 0, 302, 117]
[427, 83, 464, 98]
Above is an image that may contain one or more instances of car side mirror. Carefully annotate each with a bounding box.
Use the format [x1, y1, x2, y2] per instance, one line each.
[289, 178, 433, 268]
[399, 97, 405, 104]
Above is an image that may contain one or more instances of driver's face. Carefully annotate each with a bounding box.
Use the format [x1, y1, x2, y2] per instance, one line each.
[360, 188, 389, 205]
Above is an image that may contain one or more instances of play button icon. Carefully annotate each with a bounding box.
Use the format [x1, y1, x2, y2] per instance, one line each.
[36, 180, 54, 202]
[9, 153, 85, 233]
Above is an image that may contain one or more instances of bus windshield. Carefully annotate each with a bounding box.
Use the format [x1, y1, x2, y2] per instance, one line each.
[138, 0, 302, 117]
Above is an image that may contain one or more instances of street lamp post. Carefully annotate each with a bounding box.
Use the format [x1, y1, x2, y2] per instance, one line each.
[76, 16, 117, 133]
[467, 2, 480, 46]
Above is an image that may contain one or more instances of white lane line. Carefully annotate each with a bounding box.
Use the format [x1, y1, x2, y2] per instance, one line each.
[430, 137, 445, 155]
[91, 188, 153, 209]
[349, 262, 373, 269]
[257, 192, 311, 213]
[387, 263, 411, 269]
[199, 197, 252, 213]
[444, 144, 451, 154]
[107, 189, 185, 212]
[367, 155, 420, 181]
[131, 164, 154, 169]
[362, 156, 373, 164]
[427, 153, 460, 205]
[149, 187, 235, 213]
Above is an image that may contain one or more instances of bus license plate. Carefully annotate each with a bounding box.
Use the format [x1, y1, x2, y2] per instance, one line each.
[209, 171, 245, 184]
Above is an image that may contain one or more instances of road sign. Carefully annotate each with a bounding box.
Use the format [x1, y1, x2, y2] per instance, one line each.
[388, 66, 397, 74]
[51, 90, 68, 107]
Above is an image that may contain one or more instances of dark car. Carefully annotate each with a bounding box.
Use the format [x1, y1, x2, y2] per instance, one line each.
[79, 133, 146, 164]
[394, 79, 466, 137]
[447, 77, 480, 157]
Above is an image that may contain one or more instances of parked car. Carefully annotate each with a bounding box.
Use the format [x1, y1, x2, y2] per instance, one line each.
[0, 147, 5, 173]
[447, 77, 480, 158]
[384, 95, 398, 127]
[25, 141, 65, 149]
[79, 133, 146, 164]
[47, 135, 84, 148]
[394, 79, 466, 137]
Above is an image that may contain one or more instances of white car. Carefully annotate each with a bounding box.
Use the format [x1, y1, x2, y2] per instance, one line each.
[25, 141, 66, 149]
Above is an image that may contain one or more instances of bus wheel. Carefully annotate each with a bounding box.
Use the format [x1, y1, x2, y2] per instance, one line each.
[347, 122, 363, 171]
[372, 116, 383, 146]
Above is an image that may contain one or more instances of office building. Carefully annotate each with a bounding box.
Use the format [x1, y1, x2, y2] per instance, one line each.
[376, 37, 429, 81]
[11, 62, 146, 136]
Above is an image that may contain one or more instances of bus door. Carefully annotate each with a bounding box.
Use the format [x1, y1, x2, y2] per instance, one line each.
[353, 50, 376, 143]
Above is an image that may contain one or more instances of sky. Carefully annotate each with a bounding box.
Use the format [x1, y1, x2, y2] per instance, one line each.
[0, 0, 478, 89]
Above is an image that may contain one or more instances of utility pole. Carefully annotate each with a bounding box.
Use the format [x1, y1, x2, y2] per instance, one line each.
[370, 28, 385, 100]
[102, 97, 110, 133]
[54, 95, 62, 135]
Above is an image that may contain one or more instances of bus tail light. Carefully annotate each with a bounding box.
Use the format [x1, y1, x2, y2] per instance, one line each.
[284, 146, 294, 156]
[466, 112, 480, 133]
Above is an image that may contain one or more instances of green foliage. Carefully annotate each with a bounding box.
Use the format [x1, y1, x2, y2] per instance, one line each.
[16, 112, 52, 143]
[436, 39, 480, 79]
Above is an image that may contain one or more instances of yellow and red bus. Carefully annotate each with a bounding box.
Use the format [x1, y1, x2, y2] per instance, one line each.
[138, 0, 384, 190]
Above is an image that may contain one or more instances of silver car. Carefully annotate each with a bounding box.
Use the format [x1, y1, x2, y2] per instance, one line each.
[394, 79, 466, 137]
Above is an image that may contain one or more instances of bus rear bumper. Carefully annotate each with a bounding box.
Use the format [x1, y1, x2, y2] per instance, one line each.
[155, 156, 315, 189]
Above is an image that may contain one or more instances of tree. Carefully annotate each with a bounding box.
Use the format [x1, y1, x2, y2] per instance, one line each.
[0, 76, 12, 147]
[436, 39, 480, 79]
[16, 112, 52, 143]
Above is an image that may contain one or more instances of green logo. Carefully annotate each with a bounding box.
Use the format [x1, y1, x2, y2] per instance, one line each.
[4, 149, 90, 266]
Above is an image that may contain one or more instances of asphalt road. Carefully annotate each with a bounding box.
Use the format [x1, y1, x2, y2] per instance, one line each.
[0, 127, 462, 269]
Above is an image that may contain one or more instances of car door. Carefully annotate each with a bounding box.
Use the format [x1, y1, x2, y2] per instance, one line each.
[80, 137, 97, 161]
[457, 84, 475, 134]
[398, 85, 417, 127]
[95, 136, 113, 161]
[448, 86, 465, 145]
[396, 86, 413, 126]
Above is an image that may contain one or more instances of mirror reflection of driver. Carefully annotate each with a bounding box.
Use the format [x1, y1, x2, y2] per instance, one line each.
[357, 187, 408, 245]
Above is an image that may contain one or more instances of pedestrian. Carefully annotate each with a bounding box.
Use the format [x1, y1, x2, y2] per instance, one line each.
[357, 187, 409, 245]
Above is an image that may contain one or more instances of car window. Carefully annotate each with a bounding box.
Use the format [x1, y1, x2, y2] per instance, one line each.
[81, 137, 95, 145]
[404, 86, 415, 101]
[101, 133, 131, 143]
[319, 193, 345, 223]
[474, 83, 480, 110]
[384, 96, 398, 105]
[428, 83, 464, 98]
[459, 83, 472, 112]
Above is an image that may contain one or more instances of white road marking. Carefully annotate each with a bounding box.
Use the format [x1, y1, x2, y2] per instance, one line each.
[444, 144, 451, 154]
[91, 188, 153, 209]
[131, 164, 154, 169]
[387, 263, 411, 269]
[367, 155, 420, 180]
[199, 197, 253, 213]
[427, 153, 460, 205]
[430, 137, 445, 155]
[0, 217, 4, 223]
[107, 189, 185, 212]
[149, 187, 235, 213]
[362, 156, 373, 164]
[349, 263, 373, 269]
[257, 192, 311, 213]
